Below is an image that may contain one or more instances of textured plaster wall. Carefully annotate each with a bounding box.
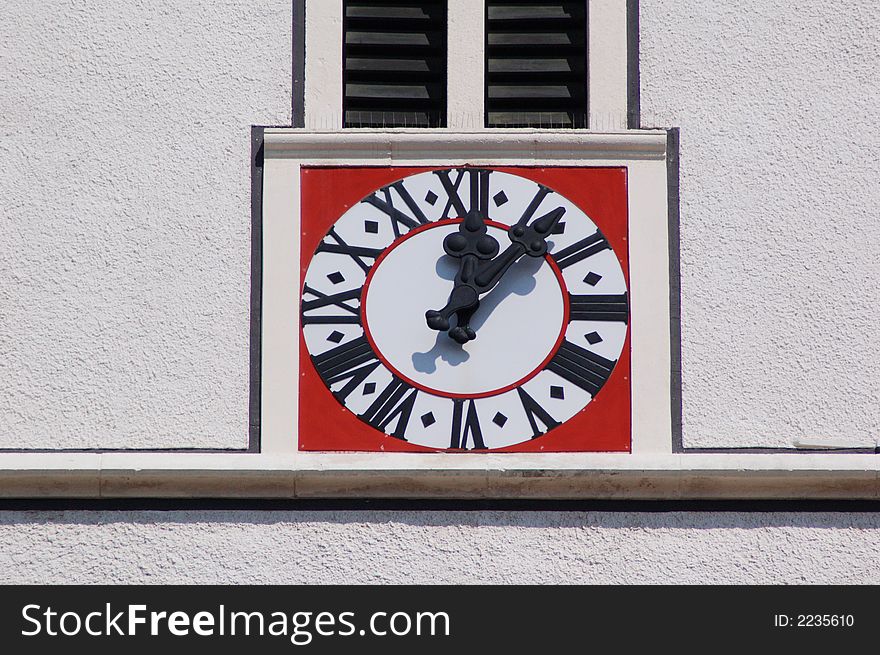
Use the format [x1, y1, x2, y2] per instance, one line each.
[3, 1, 876, 453]
[0, 0, 291, 448]
[1, 510, 878, 584]
[640, 0, 880, 448]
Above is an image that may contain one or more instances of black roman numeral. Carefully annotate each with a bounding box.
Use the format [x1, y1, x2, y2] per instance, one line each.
[433, 169, 467, 218]
[569, 293, 629, 323]
[359, 378, 419, 440]
[551, 231, 611, 269]
[316, 228, 383, 273]
[474, 169, 491, 215]
[301, 285, 362, 325]
[516, 185, 553, 225]
[516, 387, 560, 438]
[546, 340, 617, 397]
[433, 169, 493, 218]
[311, 336, 381, 402]
[450, 398, 486, 450]
[362, 181, 429, 238]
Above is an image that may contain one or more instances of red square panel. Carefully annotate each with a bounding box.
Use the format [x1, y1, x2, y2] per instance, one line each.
[298, 166, 630, 453]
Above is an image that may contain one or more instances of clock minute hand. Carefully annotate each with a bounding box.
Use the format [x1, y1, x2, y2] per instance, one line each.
[473, 203, 566, 289]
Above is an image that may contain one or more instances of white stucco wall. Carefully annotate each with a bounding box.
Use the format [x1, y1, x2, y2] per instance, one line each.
[0, 0, 291, 448]
[1, 509, 877, 584]
[640, 0, 880, 448]
[1, 0, 878, 584]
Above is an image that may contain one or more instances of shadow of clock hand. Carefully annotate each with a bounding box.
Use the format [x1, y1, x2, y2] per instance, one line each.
[434, 255, 459, 281]
[412, 329, 471, 373]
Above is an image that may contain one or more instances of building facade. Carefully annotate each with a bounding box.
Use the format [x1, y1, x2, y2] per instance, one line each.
[0, 0, 878, 582]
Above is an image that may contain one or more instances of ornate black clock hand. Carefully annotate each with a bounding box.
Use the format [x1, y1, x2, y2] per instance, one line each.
[426, 199, 566, 344]
[425, 208, 499, 340]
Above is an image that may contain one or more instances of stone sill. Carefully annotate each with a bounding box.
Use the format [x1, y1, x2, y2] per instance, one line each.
[262, 129, 669, 161]
[0, 452, 876, 499]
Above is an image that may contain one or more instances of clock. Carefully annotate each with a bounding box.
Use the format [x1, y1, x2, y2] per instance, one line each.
[298, 166, 630, 452]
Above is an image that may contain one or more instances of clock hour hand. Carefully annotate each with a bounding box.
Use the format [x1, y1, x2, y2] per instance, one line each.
[426, 202, 566, 343]
[425, 256, 484, 343]
[425, 209, 498, 338]
[448, 302, 480, 344]
[426, 287, 481, 344]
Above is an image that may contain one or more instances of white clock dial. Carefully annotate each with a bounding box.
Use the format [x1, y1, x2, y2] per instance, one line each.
[301, 168, 628, 450]
[363, 222, 565, 396]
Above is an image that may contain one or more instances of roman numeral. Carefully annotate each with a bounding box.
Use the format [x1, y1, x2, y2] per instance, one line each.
[551, 231, 611, 269]
[433, 169, 468, 218]
[359, 377, 419, 440]
[301, 285, 362, 325]
[450, 398, 486, 450]
[516, 387, 560, 438]
[362, 181, 429, 238]
[474, 169, 491, 215]
[311, 336, 381, 402]
[546, 340, 617, 397]
[516, 185, 553, 225]
[316, 228, 383, 273]
[569, 293, 629, 323]
[433, 169, 493, 218]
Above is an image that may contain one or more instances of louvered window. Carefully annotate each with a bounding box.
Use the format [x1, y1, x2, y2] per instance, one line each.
[486, 1, 587, 128]
[343, 0, 447, 128]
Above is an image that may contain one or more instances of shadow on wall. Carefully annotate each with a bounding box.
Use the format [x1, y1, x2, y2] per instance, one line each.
[1, 501, 878, 530]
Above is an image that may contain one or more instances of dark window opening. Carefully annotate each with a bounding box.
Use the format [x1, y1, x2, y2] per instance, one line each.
[486, 1, 588, 128]
[344, 0, 448, 128]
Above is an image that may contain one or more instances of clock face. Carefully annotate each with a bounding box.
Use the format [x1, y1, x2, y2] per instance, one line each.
[299, 166, 630, 452]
